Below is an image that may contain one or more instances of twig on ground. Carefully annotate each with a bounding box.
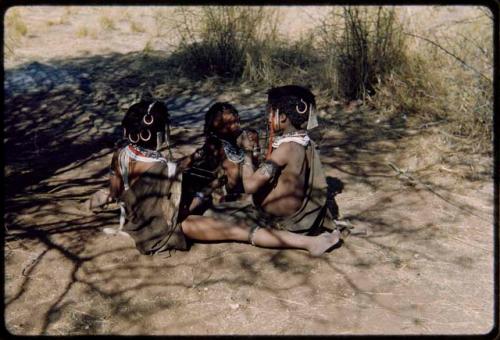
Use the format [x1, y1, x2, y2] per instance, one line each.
[387, 162, 489, 221]
[270, 296, 306, 306]
[439, 166, 461, 174]
[438, 130, 476, 145]
[448, 235, 492, 253]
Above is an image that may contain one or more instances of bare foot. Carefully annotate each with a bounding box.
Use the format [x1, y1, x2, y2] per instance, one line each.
[86, 189, 111, 211]
[308, 229, 341, 257]
[103, 227, 130, 238]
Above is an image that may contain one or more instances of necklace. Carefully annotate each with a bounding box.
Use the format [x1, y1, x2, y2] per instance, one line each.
[220, 139, 245, 164]
[126, 144, 167, 163]
[272, 131, 310, 148]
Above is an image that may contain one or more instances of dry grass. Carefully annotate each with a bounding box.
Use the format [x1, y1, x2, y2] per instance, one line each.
[130, 20, 145, 33]
[368, 53, 449, 122]
[316, 7, 407, 101]
[392, 7, 493, 154]
[45, 8, 73, 26]
[59, 8, 73, 24]
[76, 25, 97, 39]
[4, 8, 28, 58]
[120, 8, 132, 22]
[159, 6, 492, 154]
[76, 26, 89, 38]
[313, 6, 492, 154]
[99, 15, 116, 31]
[3, 6, 493, 154]
[167, 7, 281, 80]
[142, 39, 154, 53]
[6, 8, 28, 37]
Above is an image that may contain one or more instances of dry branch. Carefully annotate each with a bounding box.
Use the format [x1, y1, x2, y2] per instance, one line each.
[403, 31, 492, 83]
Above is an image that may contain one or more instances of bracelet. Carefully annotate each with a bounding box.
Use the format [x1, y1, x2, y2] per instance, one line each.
[248, 226, 260, 246]
[194, 192, 205, 200]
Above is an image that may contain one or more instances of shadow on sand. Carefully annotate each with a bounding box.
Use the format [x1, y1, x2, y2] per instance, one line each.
[4, 50, 492, 335]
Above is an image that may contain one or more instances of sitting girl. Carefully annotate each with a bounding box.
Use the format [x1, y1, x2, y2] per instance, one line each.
[107, 100, 189, 254]
[179, 102, 260, 214]
[103, 100, 340, 257]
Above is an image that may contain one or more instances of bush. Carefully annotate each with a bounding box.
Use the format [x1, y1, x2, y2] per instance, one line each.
[368, 53, 448, 122]
[168, 6, 323, 88]
[130, 20, 145, 33]
[434, 10, 493, 153]
[243, 34, 320, 86]
[76, 25, 89, 38]
[165, 6, 492, 154]
[399, 8, 493, 154]
[4, 8, 28, 58]
[100, 15, 116, 31]
[169, 7, 270, 79]
[317, 6, 407, 101]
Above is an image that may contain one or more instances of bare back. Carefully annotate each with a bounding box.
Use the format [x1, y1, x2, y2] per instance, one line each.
[109, 149, 164, 199]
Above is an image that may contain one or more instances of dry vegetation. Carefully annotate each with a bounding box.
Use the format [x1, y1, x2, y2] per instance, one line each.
[5, 6, 493, 146]
[4, 8, 28, 57]
[159, 6, 493, 155]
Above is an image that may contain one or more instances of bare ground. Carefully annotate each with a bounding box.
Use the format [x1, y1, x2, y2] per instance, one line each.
[3, 6, 495, 336]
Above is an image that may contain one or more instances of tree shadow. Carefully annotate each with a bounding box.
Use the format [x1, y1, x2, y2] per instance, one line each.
[2, 51, 275, 335]
[326, 176, 344, 220]
[3, 50, 493, 335]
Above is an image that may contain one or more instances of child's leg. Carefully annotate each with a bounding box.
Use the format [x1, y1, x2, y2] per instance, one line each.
[181, 215, 340, 256]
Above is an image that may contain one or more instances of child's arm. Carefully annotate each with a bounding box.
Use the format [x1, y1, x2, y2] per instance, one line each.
[246, 129, 261, 166]
[86, 151, 121, 211]
[177, 145, 205, 172]
[109, 150, 124, 200]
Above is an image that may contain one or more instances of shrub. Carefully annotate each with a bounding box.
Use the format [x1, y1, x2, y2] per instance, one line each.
[130, 20, 145, 33]
[143, 39, 154, 53]
[169, 7, 279, 80]
[368, 53, 449, 122]
[317, 6, 407, 101]
[436, 10, 493, 153]
[6, 8, 28, 37]
[243, 34, 320, 86]
[5, 8, 28, 58]
[100, 15, 116, 31]
[76, 26, 89, 38]
[400, 7, 493, 154]
[165, 6, 492, 154]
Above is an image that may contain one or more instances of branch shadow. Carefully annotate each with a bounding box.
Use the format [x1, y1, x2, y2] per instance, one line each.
[3, 50, 493, 335]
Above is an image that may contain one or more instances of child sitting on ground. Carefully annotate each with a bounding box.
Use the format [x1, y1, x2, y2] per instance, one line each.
[106, 100, 189, 255]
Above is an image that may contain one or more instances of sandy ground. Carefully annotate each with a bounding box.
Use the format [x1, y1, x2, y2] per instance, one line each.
[3, 6, 496, 336]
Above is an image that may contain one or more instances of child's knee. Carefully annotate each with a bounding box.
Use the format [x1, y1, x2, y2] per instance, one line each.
[180, 216, 198, 236]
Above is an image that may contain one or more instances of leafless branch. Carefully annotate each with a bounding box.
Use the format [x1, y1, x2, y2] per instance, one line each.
[404, 31, 492, 83]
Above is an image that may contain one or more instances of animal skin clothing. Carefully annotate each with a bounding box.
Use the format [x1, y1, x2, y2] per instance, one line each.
[119, 160, 188, 254]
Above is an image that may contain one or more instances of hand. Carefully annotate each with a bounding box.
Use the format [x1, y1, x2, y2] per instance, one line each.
[188, 196, 203, 212]
[246, 130, 259, 146]
[238, 130, 256, 150]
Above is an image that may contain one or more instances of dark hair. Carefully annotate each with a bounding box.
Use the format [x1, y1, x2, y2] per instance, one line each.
[267, 85, 316, 129]
[204, 102, 239, 137]
[121, 100, 169, 149]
